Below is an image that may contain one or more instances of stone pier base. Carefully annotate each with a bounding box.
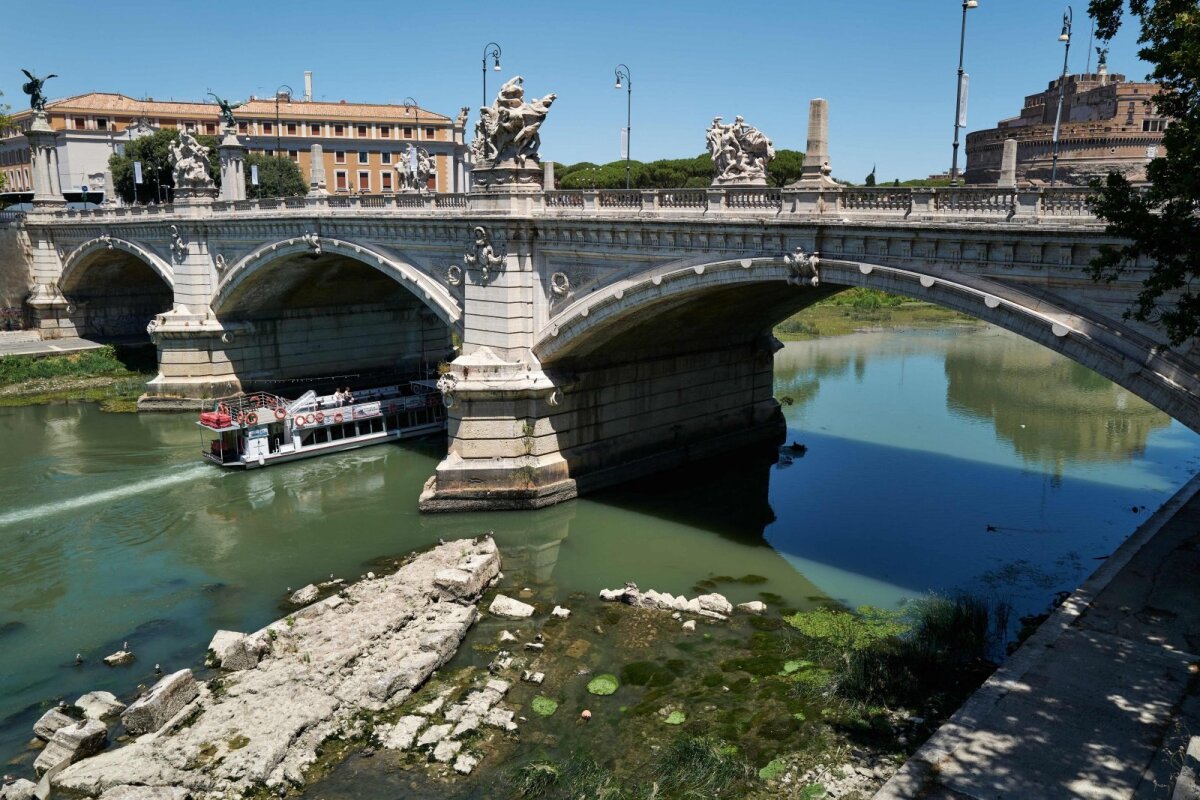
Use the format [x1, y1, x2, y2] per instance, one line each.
[420, 339, 784, 512]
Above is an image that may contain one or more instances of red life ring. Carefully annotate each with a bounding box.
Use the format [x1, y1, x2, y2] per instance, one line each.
[275, 407, 287, 420]
[334, 412, 344, 424]
[236, 412, 246, 425]
[294, 415, 306, 427]
[245, 411, 258, 426]
[306, 413, 316, 424]
[315, 411, 325, 424]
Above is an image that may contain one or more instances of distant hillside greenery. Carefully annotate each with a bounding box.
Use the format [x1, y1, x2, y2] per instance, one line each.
[554, 149, 805, 190]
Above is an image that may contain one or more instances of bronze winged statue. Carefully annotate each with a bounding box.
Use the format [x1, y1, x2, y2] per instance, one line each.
[21, 69, 58, 112]
[207, 92, 243, 128]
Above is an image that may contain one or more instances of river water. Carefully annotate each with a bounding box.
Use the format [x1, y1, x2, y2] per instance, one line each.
[2, 323, 1198, 778]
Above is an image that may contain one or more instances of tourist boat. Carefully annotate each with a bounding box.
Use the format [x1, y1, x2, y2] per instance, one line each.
[197, 382, 446, 468]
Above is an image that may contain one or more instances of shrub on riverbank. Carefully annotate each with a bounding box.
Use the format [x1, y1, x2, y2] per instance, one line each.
[0, 345, 139, 385]
[786, 595, 1000, 709]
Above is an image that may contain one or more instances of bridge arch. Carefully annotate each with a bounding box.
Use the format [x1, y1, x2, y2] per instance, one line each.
[206, 235, 459, 391]
[213, 236, 460, 328]
[535, 255, 1200, 433]
[58, 235, 175, 340]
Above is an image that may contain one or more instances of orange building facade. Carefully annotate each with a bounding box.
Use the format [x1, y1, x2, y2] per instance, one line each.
[1, 89, 470, 201]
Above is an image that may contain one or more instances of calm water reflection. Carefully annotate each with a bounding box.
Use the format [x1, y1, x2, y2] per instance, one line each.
[1, 324, 1197, 771]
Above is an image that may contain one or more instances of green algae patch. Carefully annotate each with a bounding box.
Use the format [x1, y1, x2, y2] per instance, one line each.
[531, 696, 559, 716]
[758, 757, 786, 780]
[587, 674, 620, 696]
[664, 710, 686, 725]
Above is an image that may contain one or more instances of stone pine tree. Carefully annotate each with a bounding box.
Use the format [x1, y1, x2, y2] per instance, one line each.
[1085, 0, 1200, 346]
[243, 154, 306, 199]
[109, 129, 220, 204]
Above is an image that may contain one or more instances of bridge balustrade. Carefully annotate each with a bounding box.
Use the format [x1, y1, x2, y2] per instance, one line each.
[1040, 188, 1096, 217]
[934, 188, 1016, 216]
[545, 191, 585, 209]
[725, 188, 782, 210]
[838, 188, 911, 214]
[658, 189, 708, 210]
[598, 190, 642, 209]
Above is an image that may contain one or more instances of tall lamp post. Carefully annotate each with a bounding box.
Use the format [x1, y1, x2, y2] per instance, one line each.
[614, 64, 632, 190]
[404, 97, 420, 142]
[949, 0, 978, 186]
[482, 43, 502, 107]
[1050, 6, 1073, 187]
[274, 83, 293, 155]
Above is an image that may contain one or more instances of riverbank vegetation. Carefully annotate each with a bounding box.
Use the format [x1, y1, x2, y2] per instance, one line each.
[0, 345, 152, 411]
[775, 288, 979, 339]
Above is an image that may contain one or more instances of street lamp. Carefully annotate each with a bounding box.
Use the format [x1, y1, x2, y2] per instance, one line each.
[274, 83, 294, 155]
[614, 64, 632, 190]
[1050, 6, 1073, 187]
[949, 0, 978, 186]
[482, 43, 502, 107]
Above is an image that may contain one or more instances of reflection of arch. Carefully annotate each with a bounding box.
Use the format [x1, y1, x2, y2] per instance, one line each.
[536, 255, 1200, 433]
[213, 236, 460, 328]
[60, 236, 174, 293]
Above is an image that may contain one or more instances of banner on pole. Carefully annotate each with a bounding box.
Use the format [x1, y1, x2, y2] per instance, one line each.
[620, 128, 628, 160]
[957, 74, 970, 128]
[133, 161, 143, 185]
[251, 164, 259, 186]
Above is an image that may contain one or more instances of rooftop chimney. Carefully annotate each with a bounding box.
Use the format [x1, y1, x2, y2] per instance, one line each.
[304, 71, 313, 102]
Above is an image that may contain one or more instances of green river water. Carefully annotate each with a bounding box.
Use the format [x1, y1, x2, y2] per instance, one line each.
[2, 323, 1198, 791]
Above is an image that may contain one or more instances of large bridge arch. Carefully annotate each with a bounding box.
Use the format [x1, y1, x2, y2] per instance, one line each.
[57, 235, 175, 340]
[534, 255, 1200, 434]
[202, 235, 460, 393]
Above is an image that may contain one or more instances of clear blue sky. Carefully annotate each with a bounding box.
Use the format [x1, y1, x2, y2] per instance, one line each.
[1, 0, 1150, 181]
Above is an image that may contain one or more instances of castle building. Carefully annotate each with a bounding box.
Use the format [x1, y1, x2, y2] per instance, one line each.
[1, 77, 470, 203]
[964, 64, 1167, 186]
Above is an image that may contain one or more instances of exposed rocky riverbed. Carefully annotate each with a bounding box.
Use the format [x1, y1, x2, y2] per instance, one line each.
[26, 537, 500, 797]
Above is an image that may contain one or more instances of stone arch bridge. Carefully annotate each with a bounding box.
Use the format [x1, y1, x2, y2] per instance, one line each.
[12, 184, 1199, 511]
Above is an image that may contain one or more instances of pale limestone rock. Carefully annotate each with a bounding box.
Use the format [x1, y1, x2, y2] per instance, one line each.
[489, 594, 535, 619]
[433, 739, 462, 763]
[417, 723, 453, 748]
[34, 719, 107, 776]
[485, 706, 517, 731]
[682, 620, 697, 632]
[289, 584, 319, 605]
[499, 630, 517, 643]
[75, 691, 126, 720]
[207, 630, 264, 671]
[599, 588, 625, 601]
[54, 539, 500, 797]
[451, 713, 481, 739]
[121, 670, 197, 735]
[0, 779, 36, 800]
[103, 650, 135, 667]
[696, 593, 733, 616]
[551, 606, 571, 619]
[521, 670, 545, 684]
[416, 696, 445, 716]
[33, 708, 74, 741]
[485, 678, 510, 695]
[737, 601, 768, 615]
[381, 715, 426, 751]
[454, 752, 479, 775]
[98, 787, 191, 800]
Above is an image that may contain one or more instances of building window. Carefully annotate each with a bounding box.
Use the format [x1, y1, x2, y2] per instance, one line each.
[357, 171, 370, 192]
[357, 125, 368, 138]
[380, 151, 392, 165]
[334, 170, 348, 191]
[334, 124, 345, 136]
[402, 127, 413, 139]
[287, 123, 297, 135]
[310, 123, 321, 136]
[205, 123, 216, 135]
[239, 122, 249, 134]
[262, 122, 273, 134]
[288, 150, 299, 161]
[358, 151, 370, 165]
[74, 118, 87, 130]
[334, 151, 346, 164]
[381, 171, 393, 191]
[424, 127, 434, 138]
[265, 149, 275, 157]
[96, 118, 109, 131]
[185, 122, 196, 132]
[380, 126, 390, 139]
[1143, 118, 1167, 132]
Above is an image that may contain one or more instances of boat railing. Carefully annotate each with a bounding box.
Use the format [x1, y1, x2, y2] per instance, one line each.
[286, 390, 317, 415]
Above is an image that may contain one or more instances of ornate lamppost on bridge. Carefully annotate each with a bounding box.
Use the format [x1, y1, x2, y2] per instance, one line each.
[1050, 6, 1073, 187]
[614, 64, 632, 190]
[274, 84, 294, 155]
[949, 0, 978, 187]
[482, 43, 502, 107]
[404, 97, 420, 143]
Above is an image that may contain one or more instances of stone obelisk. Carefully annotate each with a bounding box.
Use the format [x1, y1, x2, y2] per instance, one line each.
[790, 98, 838, 188]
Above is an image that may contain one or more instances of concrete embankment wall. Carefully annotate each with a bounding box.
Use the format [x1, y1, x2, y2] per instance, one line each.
[153, 304, 451, 398]
[0, 224, 31, 323]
